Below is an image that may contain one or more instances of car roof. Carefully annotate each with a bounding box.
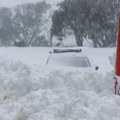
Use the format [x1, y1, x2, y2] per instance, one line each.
[47, 48, 96, 67]
[53, 48, 82, 53]
[50, 48, 88, 57]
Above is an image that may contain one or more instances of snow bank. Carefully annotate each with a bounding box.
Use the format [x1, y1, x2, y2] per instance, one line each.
[0, 54, 120, 120]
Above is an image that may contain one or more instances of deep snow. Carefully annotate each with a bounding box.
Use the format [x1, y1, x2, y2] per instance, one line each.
[0, 47, 119, 120]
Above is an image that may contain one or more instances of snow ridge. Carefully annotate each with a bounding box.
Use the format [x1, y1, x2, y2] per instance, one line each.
[0, 56, 120, 120]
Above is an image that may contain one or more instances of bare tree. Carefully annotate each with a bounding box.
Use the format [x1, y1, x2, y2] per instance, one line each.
[0, 7, 17, 46]
[13, 1, 50, 47]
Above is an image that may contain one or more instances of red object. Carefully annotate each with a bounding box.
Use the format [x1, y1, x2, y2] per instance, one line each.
[115, 15, 120, 76]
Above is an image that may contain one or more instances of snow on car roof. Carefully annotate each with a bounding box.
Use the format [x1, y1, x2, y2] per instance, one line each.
[50, 48, 88, 58]
[53, 49, 82, 53]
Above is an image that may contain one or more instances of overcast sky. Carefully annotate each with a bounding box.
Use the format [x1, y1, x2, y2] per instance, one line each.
[0, 0, 62, 7]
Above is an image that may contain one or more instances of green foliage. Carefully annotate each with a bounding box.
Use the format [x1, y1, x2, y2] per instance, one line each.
[51, 0, 117, 47]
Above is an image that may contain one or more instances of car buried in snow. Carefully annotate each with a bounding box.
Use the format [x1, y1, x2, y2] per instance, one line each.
[46, 48, 99, 72]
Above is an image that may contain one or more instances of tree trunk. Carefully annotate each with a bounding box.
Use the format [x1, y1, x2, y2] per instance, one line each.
[93, 39, 97, 48]
[91, 34, 97, 48]
[74, 33, 83, 46]
[49, 33, 54, 47]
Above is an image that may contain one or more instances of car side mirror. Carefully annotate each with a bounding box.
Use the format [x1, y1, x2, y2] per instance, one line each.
[95, 66, 99, 70]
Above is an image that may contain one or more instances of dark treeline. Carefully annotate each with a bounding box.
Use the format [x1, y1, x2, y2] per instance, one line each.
[51, 0, 118, 47]
[0, 0, 119, 47]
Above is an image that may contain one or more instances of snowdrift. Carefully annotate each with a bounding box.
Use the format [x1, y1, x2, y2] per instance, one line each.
[0, 53, 120, 120]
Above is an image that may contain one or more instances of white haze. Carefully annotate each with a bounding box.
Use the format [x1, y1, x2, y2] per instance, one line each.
[0, 0, 63, 7]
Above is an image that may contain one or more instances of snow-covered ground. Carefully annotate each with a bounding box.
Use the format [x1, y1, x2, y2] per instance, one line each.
[0, 47, 115, 74]
[0, 47, 120, 120]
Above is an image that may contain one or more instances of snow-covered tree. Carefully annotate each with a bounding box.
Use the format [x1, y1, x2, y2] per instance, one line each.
[0, 7, 17, 46]
[13, 1, 50, 47]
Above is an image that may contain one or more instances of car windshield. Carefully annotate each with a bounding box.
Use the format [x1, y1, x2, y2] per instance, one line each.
[47, 55, 91, 68]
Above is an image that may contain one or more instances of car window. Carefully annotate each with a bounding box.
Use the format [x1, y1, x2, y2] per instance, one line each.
[47, 55, 91, 68]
